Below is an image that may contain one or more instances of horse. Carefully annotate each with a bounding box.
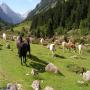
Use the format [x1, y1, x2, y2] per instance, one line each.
[25, 36, 31, 57]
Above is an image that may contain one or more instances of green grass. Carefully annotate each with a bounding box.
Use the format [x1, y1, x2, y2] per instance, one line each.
[0, 39, 90, 90]
[12, 21, 31, 32]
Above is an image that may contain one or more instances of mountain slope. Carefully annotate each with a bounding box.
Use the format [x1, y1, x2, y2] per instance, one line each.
[27, 0, 57, 19]
[29, 0, 90, 37]
[0, 7, 13, 24]
[0, 3, 24, 24]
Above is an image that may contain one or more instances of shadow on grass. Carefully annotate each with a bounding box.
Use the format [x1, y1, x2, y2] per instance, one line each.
[29, 55, 48, 73]
[0, 48, 2, 50]
[0, 44, 3, 50]
[87, 49, 90, 53]
[57, 72, 65, 77]
[0, 44, 3, 47]
[55, 54, 66, 59]
[79, 56, 87, 60]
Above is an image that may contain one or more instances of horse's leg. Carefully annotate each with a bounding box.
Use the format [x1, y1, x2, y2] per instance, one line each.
[52, 51, 54, 57]
[24, 55, 27, 64]
[28, 45, 31, 58]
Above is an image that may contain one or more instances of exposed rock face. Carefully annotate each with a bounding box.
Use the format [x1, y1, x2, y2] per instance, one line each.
[45, 63, 60, 74]
[83, 71, 90, 81]
[31, 80, 40, 90]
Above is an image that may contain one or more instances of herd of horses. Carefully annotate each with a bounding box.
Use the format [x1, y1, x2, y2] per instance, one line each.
[16, 35, 31, 65]
[2, 32, 87, 65]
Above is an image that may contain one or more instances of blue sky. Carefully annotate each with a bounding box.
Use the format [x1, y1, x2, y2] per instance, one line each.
[0, 0, 41, 14]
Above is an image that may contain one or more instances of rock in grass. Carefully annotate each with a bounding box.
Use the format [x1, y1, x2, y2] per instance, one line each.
[31, 69, 38, 76]
[6, 83, 22, 90]
[6, 43, 10, 49]
[45, 63, 60, 74]
[77, 80, 88, 86]
[31, 80, 40, 90]
[70, 55, 78, 59]
[44, 86, 54, 90]
[83, 71, 90, 81]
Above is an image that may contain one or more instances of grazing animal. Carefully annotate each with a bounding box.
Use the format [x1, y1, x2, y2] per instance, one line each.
[3, 33, 6, 40]
[18, 41, 28, 65]
[47, 44, 56, 57]
[16, 36, 28, 65]
[40, 38, 44, 44]
[62, 41, 66, 52]
[78, 44, 82, 54]
[62, 40, 76, 52]
[25, 36, 31, 56]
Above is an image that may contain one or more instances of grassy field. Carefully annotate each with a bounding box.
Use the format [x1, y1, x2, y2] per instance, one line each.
[0, 39, 90, 90]
[13, 21, 31, 31]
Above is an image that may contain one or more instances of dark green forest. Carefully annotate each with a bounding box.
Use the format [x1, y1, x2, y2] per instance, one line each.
[30, 0, 90, 38]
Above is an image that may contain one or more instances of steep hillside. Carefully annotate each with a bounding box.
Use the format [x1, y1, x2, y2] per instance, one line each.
[13, 20, 31, 32]
[27, 0, 57, 19]
[29, 0, 90, 38]
[0, 7, 12, 24]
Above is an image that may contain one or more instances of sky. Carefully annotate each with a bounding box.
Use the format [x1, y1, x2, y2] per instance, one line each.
[0, 0, 41, 14]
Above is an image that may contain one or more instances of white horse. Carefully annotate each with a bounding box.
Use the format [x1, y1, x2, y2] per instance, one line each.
[40, 38, 44, 44]
[47, 44, 56, 57]
[3, 33, 6, 40]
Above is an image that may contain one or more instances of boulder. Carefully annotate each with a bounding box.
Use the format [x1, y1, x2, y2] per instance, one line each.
[45, 63, 60, 74]
[6, 83, 22, 90]
[31, 80, 40, 90]
[44, 86, 54, 90]
[31, 69, 38, 76]
[83, 71, 90, 81]
[6, 43, 10, 49]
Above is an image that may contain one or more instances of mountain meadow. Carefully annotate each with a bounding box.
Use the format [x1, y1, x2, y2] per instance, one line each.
[0, 0, 90, 90]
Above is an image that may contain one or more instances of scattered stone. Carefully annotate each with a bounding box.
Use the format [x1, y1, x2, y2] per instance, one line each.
[70, 55, 78, 59]
[31, 80, 40, 90]
[77, 80, 85, 84]
[17, 84, 22, 90]
[26, 73, 30, 76]
[6, 83, 22, 90]
[83, 71, 90, 81]
[45, 63, 60, 74]
[44, 86, 54, 90]
[6, 43, 10, 49]
[31, 69, 38, 76]
[77, 80, 88, 86]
